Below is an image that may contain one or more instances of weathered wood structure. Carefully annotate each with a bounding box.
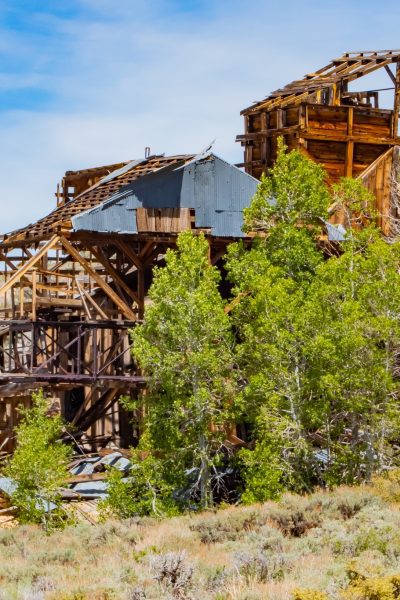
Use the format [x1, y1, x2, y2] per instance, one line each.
[2, 49, 400, 453]
[0, 153, 258, 452]
[237, 49, 400, 235]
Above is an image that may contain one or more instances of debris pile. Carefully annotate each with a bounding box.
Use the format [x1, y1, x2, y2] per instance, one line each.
[0, 448, 132, 527]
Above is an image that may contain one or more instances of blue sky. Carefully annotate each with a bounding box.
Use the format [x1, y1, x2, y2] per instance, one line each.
[1, 0, 400, 231]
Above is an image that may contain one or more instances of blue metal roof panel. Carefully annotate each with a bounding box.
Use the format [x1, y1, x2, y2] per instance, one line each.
[72, 153, 258, 237]
[322, 220, 347, 242]
[73, 198, 138, 233]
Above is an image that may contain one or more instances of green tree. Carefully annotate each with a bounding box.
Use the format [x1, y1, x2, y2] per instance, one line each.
[129, 231, 237, 509]
[243, 137, 330, 281]
[226, 142, 332, 498]
[302, 235, 400, 484]
[226, 240, 317, 497]
[5, 390, 72, 527]
[227, 142, 400, 498]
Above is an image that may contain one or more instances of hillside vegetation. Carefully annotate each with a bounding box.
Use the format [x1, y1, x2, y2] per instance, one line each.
[0, 477, 400, 599]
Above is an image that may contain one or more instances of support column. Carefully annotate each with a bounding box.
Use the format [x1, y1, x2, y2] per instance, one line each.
[393, 61, 400, 138]
[345, 107, 354, 177]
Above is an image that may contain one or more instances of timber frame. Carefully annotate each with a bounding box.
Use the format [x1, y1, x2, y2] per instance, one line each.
[237, 50, 400, 234]
[2, 50, 400, 452]
[0, 155, 234, 452]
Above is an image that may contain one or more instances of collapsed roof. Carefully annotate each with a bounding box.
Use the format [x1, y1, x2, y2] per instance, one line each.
[72, 152, 260, 238]
[3, 154, 194, 246]
[242, 49, 400, 114]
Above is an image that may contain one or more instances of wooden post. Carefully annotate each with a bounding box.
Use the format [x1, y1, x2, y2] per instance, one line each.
[393, 60, 400, 137]
[137, 265, 145, 320]
[19, 284, 24, 318]
[32, 269, 37, 321]
[332, 83, 340, 106]
[260, 112, 267, 170]
[244, 115, 253, 176]
[345, 107, 354, 177]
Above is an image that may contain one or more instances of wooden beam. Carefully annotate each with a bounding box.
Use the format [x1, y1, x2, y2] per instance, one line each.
[32, 270, 37, 321]
[357, 147, 394, 182]
[35, 297, 83, 308]
[80, 286, 108, 320]
[89, 246, 140, 305]
[115, 240, 142, 270]
[385, 64, 397, 85]
[139, 240, 156, 261]
[0, 235, 60, 296]
[345, 142, 354, 177]
[393, 61, 400, 137]
[75, 278, 91, 319]
[75, 388, 119, 431]
[67, 472, 108, 484]
[301, 130, 400, 145]
[59, 237, 136, 320]
[345, 107, 354, 177]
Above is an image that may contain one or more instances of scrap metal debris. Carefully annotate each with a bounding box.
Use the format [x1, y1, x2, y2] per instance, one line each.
[0, 449, 133, 527]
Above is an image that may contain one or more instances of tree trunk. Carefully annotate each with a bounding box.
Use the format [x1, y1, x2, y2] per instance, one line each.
[199, 432, 211, 509]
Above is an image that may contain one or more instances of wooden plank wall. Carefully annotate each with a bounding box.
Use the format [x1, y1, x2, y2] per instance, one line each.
[241, 103, 395, 184]
[358, 147, 397, 236]
[136, 208, 192, 233]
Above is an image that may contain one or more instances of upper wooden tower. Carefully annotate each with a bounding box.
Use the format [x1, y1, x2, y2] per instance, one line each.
[237, 49, 400, 183]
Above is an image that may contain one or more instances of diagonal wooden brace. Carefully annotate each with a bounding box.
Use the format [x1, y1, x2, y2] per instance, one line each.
[0, 235, 60, 296]
[59, 236, 136, 320]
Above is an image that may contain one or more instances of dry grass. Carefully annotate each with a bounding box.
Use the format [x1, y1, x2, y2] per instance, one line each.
[0, 481, 399, 599]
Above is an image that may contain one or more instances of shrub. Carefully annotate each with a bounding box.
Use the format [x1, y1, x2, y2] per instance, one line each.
[292, 591, 328, 600]
[127, 588, 146, 600]
[99, 453, 178, 519]
[189, 510, 267, 544]
[342, 575, 400, 599]
[269, 506, 321, 537]
[150, 550, 193, 597]
[4, 390, 72, 529]
[234, 550, 288, 583]
[51, 594, 87, 600]
[205, 566, 229, 591]
[371, 470, 400, 504]
[337, 497, 370, 520]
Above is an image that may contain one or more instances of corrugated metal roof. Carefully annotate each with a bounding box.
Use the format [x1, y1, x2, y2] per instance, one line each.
[0, 476, 57, 511]
[72, 153, 259, 238]
[3, 154, 193, 244]
[322, 220, 347, 242]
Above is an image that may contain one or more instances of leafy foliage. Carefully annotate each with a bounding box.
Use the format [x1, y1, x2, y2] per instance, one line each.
[117, 141, 400, 511]
[129, 231, 237, 508]
[100, 452, 178, 518]
[226, 142, 400, 499]
[243, 137, 330, 233]
[4, 390, 72, 527]
[243, 137, 330, 281]
[292, 591, 328, 600]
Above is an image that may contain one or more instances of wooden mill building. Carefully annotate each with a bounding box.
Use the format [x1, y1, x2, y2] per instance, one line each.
[237, 49, 400, 235]
[1, 49, 400, 452]
[0, 152, 258, 452]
